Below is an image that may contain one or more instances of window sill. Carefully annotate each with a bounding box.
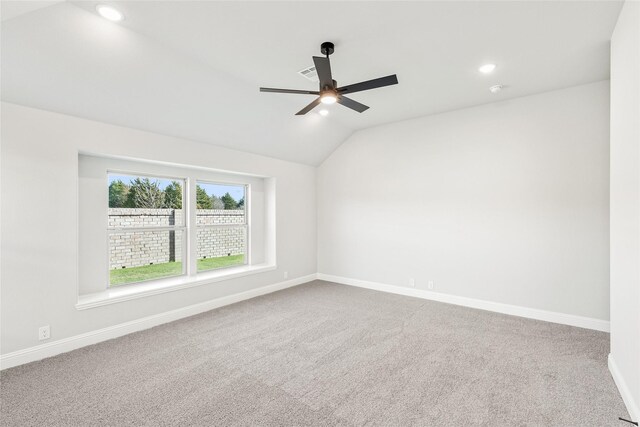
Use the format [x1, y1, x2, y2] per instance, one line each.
[76, 263, 277, 310]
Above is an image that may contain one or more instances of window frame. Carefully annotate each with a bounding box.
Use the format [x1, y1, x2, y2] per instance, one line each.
[105, 171, 253, 289]
[194, 180, 250, 273]
[78, 154, 276, 309]
[106, 170, 188, 287]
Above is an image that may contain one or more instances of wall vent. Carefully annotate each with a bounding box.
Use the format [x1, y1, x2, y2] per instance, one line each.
[298, 65, 319, 82]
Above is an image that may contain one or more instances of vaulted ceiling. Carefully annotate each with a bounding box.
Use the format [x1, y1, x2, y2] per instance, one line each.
[1, 1, 622, 165]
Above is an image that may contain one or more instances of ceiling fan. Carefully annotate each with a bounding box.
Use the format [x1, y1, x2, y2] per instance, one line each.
[260, 42, 398, 115]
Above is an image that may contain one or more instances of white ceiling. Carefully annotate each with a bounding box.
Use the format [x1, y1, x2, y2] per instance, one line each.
[1, 1, 622, 165]
[0, 1, 62, 21]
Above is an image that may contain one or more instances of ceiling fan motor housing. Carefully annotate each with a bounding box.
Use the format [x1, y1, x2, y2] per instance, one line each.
[322, 80, 338, 92]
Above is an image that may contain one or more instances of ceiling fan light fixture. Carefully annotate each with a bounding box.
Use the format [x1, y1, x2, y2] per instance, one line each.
[319, 109, 329, 116]
[320, 92, 337, 105]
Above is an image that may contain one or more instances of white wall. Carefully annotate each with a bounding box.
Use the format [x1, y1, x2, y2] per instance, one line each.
[318, 81, 610, 321]
[0, 102, 317, 355]
[610, 0, 640, 420]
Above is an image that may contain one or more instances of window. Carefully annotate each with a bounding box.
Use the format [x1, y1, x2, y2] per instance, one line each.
[78, 154, 274, 302]
[196, 182, 247, 272]
[108, 173, 186, 286]
[105, 170, 253, 287]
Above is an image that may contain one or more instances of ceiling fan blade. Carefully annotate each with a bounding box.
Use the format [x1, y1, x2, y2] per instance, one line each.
[295, 98, 322, 115]
[260, 87, 319, 95]
[338, 95, 369, 113]
[337, 74, 398, 95]
[313, 56, 333, 89]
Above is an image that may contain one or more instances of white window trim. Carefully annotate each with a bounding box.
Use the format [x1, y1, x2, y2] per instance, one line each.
[78, 155, 275, 309]
[76, 263, 276, 310]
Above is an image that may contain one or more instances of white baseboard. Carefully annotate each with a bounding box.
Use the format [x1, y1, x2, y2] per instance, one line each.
[1, 273, 611, 371]
[609, 354, 640, 422]
[317, 273, 610, 332]
[0, 274, 317, 370]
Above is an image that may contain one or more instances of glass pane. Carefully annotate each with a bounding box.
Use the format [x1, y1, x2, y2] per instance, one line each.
[195, 181, 246, 221]
[108, 173, 184, 227]
[197, 226, 246, 272]
[109, 230, 184, 286]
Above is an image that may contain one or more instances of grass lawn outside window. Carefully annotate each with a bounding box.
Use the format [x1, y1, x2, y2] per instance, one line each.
[110, 254, 245, 286]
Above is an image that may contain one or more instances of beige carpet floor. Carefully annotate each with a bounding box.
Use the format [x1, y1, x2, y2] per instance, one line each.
[0, 280, 629, 426]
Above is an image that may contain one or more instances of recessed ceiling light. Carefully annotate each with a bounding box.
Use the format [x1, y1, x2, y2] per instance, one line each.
[489, 84, 503, 94]
[478, 63, 496, 74]
[318, 109, 329, 116]
[96, 5, 124, 22]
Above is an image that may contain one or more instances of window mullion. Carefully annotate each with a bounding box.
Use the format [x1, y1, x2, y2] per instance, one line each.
[245, 184, 250, 265]
[187, 176, 198, 277]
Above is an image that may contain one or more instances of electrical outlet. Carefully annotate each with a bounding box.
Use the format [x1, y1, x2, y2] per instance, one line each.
[427, 281, 434, 290]
[39, 325, 50, 341]
[409, 278, 415, 287]
[284, 271, 289, 279]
